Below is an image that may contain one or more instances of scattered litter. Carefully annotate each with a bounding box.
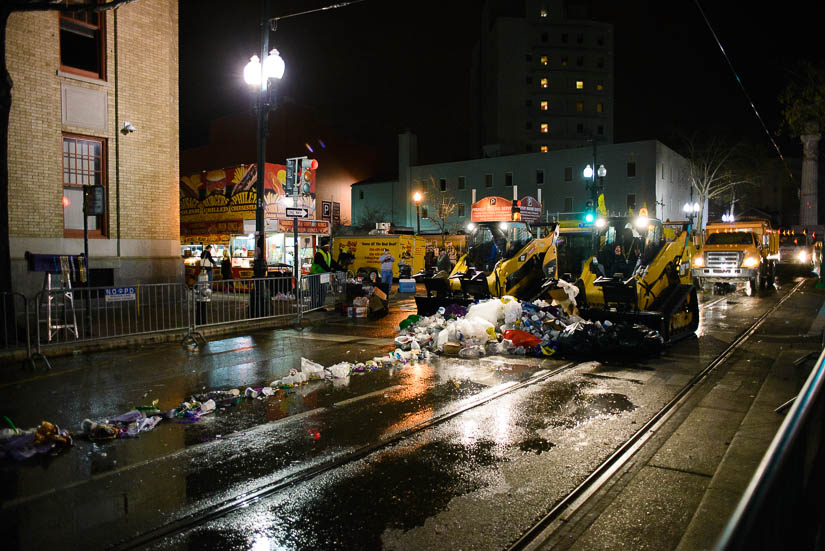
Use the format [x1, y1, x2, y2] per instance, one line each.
[0, 420, 73, 461]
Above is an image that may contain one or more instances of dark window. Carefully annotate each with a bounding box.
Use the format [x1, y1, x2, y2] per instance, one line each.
[60, 3, 105, 79]
[564, 197, 573, 212]
[485, 174, 493, 187]
[439, 178, 447, 192]
[359, 190, 364, 199]
[505, 172, 513, 186]
[541, 32, 548, 42]
[627, 194, 636, 211]
[597, 125, 604, 135]
[564, 167, 572, 182]
[576, 123, 584, 133]
[458, 176, 465, 190]
[421, 207, 429, 218]
[536, 169, 544, 185]
[458, 203, 466, 217]
[627, 161, 637, 177]
[63, 134, 106, 236]
[561, 56, 568, 67]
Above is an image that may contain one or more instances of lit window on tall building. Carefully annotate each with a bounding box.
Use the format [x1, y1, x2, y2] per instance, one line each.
[576, 102, 584, 112]
[596, 82, 604, 91]
[540, 55, 548, 66]
[597, 103, 604, 113]
[540, 100, 549, 111]
[540, 7, 548, 17]
[540, 123, 549, 133]
[540, 78, 548, 88]
[540, 145, 549, 152]
[576, 80, 584, 89]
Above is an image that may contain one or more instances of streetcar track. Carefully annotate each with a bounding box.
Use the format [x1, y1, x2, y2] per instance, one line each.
[508, 279, 805, 551]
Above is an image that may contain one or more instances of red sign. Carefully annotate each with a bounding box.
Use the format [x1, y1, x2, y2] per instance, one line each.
[277, 219, 330, 234]
[471, 196, 512, 222]
[519, 196, 542, 223]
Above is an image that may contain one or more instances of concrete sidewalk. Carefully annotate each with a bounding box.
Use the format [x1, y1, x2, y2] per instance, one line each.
[529, 281, 825, 550]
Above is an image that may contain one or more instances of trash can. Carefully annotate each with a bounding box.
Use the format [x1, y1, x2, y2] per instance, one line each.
[194, 271, 211, 324]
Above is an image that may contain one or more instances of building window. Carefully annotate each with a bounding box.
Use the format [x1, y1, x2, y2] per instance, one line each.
[421, 207, 429, 219]
[596, 82, 604, 91]
[539, 6, 548, 17]
[540, 123, 549, 133]
[564, 197, 573, 212]
[458, 176, 465, 190]
[576, 123, 584, 133]
[505, 172, 513, 186]
[359, 190, 364, 200]
[576, 80, 584, 90]
[60, 3, 106, 80]
[439, 178, 447, 192]
[536, 170, 544, 185]
[63, 134, 106, 236]
[597, 125, 604, 135]
[627, 161, 637, 177]
[597, 103, 604, 113]
[576, 102, 584, 112]
[540, 77, 548, 88]
[540, 145, 549, 153]
[661, 163, 665, 179]
[458, 203, 466, 217]
[627, 194, 636, 211]
[564, 167, 572, 182]
[540, 55, 548, 66]
[485, 174, 493, 188]
[540, 100, 549, 111]
[561, 57, 568, 67]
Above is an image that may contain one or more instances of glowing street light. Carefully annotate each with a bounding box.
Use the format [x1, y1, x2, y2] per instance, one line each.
[412, 191, 422, 234]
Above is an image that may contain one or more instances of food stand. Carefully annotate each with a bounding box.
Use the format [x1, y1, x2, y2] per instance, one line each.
[180, 162, 330, 285]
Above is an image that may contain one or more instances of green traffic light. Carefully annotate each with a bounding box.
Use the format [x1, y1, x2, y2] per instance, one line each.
[585, 213, 595, 223]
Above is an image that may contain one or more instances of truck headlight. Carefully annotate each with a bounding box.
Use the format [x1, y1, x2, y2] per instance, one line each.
[693, 255, 704, 268]
[743, 256, 759, 268]
[798, 251, 809, 263]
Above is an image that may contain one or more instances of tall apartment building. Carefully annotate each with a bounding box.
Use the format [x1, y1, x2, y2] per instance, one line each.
[471, 0, 614, 157]
[6, 0, 180, 296]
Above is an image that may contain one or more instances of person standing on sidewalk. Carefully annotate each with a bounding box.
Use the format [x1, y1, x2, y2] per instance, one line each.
[220, 249, 233, 289]
[379, 248, 395, 292]
[200, 245, 215, 283]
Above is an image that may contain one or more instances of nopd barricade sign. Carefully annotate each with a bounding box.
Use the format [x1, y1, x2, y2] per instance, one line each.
[104, 287, 137, 302]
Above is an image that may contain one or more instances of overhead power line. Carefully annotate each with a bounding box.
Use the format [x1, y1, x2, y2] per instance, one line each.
[693, 0, 798, 189]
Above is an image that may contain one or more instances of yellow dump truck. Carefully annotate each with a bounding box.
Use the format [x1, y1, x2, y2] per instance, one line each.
[692, 219, 778, 295]
[332, 233, 426, 282]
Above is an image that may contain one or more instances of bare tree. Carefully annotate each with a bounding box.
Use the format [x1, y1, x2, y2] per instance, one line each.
[681, 133, 755, 227]
[354, 205, 387, 231]
[0, 0, 138, 297]
[414, 175, 457, 249]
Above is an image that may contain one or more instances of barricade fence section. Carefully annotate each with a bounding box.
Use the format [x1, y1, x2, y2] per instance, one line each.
[716, 349, 825, 550]
[1, 291, 31, 353]
[300, 272, 346, 314]
[35, 283, 190, 347]
[192, 275, 297, 329]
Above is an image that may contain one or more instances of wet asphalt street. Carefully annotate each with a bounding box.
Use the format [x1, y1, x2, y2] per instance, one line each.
[1, 272, 823, 550]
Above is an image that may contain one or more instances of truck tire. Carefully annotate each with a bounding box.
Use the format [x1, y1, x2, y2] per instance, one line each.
[748, 272, 760, 297]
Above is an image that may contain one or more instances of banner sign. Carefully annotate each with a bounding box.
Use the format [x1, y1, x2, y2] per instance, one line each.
[276, 219, 330, 234]
[105, 287, 137, 302]
[519, 196, 542, 223]
[471, 196, 512, 222]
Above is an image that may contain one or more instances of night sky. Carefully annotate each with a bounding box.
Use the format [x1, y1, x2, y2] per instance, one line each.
[179, 0, 823, 168]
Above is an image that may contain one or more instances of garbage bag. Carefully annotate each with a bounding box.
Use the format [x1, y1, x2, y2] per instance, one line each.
[503, 329, 542, 348]
[301, 358, 326, 379]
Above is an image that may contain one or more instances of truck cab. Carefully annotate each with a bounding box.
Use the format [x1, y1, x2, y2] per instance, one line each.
[778, 231, 821, 273]
[693, 220, 777, 295]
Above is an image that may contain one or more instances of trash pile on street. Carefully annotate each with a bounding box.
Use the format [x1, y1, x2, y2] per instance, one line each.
[395, 296, 664, 359]
[0, 351, 425, 461]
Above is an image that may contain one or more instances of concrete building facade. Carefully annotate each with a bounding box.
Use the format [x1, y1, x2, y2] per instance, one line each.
[353, 132, 697, 234]
[7, 0, 180, 296]
[471, 0, 614, 157]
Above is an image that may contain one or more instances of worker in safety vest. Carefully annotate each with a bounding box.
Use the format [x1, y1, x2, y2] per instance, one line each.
[310, 239, 333, 273]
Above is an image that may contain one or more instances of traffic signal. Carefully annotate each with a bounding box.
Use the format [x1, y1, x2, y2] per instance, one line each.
[298, 158, 318, 195]
[584, 200, 595, 223]
[512, 199, 521, 221]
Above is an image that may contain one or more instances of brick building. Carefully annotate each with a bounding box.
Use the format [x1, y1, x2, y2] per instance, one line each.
[6, 0, 179, 296]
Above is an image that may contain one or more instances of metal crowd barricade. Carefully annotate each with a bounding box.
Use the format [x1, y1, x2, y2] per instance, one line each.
[716, 348, 825, 550]
[191, 275, 297, 330]
[0, 291, 45, 368]
[34, 282, 190, 348]
[299, 271, 346, 315]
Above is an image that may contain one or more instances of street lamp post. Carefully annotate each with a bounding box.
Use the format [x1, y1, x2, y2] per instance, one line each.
[243, 0, 285, 279]
[583, 163, 606, 211]
[413, 191, 422, 235]
[683, 201, 700, 224]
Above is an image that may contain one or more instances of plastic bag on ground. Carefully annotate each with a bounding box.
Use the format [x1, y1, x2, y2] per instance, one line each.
[301, 358, 326, 379]
[503, 329, 542, 348]
[466, 299, 505, 326]
[327, 362, 352, 378]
